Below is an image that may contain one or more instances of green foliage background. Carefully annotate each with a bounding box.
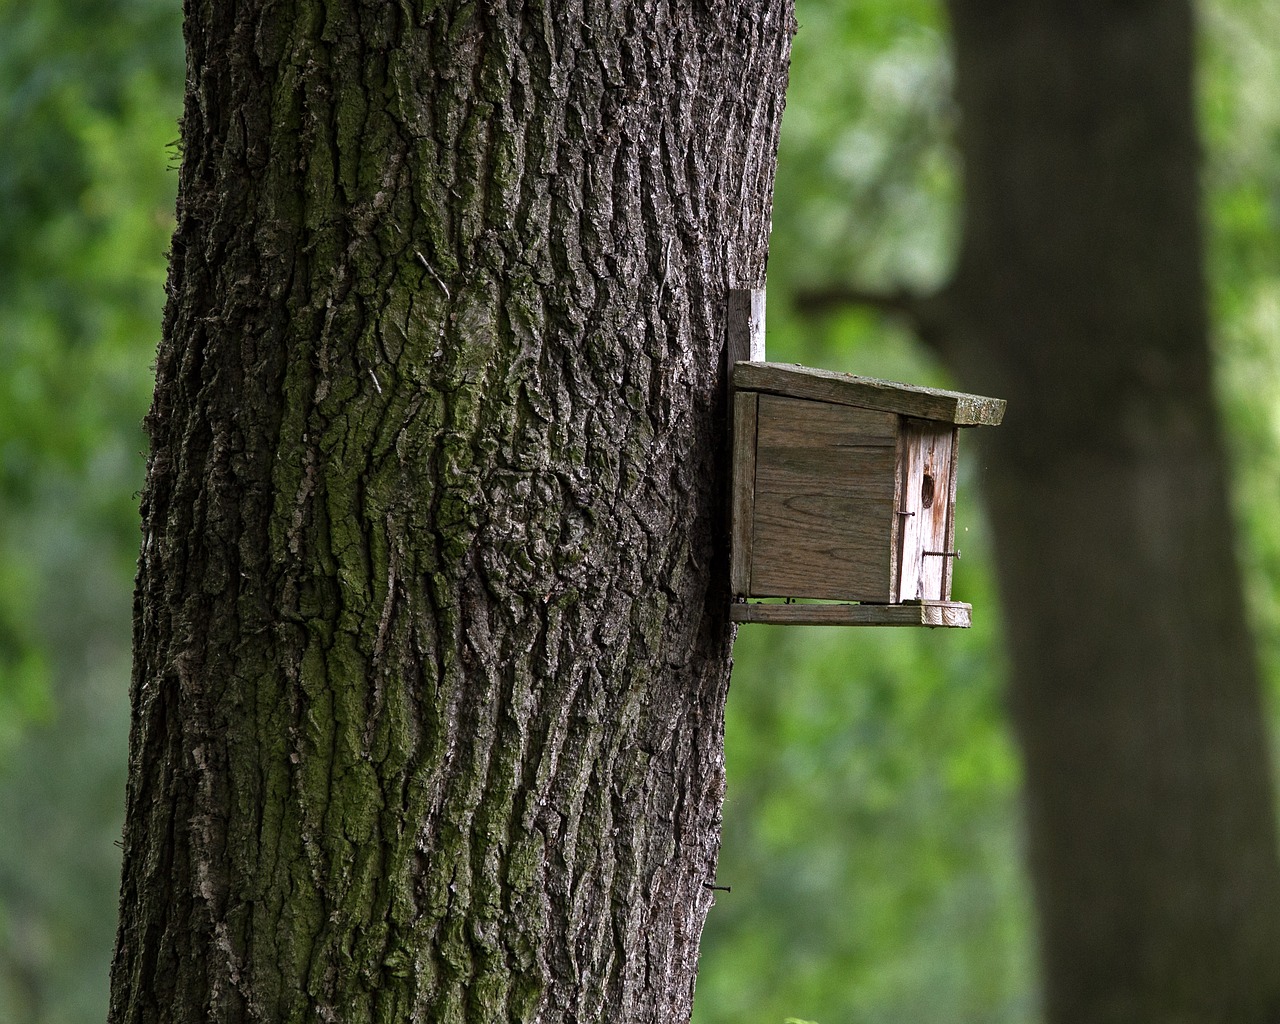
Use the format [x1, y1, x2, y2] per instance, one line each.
[0, 1, 1277, 1021]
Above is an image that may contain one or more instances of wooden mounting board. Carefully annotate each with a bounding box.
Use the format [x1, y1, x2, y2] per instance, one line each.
[730, 600, 972, 628]
[727, 288, 767, 364]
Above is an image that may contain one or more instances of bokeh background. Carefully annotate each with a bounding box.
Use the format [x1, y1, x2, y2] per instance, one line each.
[1, 1, 1278, 1021]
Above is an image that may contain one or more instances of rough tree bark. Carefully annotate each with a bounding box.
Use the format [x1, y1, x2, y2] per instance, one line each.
[939, 2, 1280, 1021]
[108, 2, 793, 1022]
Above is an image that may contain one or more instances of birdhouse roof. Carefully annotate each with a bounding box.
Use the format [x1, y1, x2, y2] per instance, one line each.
[732, 362, 1006, 427]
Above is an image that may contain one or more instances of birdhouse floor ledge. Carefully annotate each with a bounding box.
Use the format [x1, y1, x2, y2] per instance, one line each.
[730, 600, 972, 628]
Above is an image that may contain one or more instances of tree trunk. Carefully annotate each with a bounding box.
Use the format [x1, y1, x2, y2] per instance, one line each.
[941, 1, 1280, 1020]
[108, 2, 793, 1021]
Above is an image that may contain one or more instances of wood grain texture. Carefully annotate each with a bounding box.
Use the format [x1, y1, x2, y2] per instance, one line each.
[753, 392, 899, 452]
[726, 288, 766, 364]
[730, 600, 972, 627]
[943, 428, 959, 598]
[890, 421, 905, 603]
[748, 394, 897, 601]
[897, 420, 957, 601]
[730, 392, 759, 596]
[734, 361, 1006, 426]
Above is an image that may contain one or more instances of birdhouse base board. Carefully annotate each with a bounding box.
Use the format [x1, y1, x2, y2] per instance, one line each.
[730, 600, 971, 628]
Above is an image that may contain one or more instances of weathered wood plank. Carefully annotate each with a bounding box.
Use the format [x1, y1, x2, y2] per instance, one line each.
[734, 361, 1006, 426]
[890, 419, 905, 603]
[897, 420, 957, 602]
[754, 392, 898, 449]
[750, 489, 896, 600]
[727, 287, 766, 364]
[730, 600, 972, 627]
[753, 395, 898, 498]
[748, 393, 898, 601]
[942, 428, 959, 599]
[730, 392, 759, 596]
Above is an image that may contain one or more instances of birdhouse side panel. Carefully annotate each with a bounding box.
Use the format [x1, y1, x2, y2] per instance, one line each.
[747, 394, 899, 601]
[897, 420, 958, 601]
[730, 391, 760, 596]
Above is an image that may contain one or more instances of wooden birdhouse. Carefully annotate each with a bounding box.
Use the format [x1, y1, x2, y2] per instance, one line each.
[725, 290, 1005, 627]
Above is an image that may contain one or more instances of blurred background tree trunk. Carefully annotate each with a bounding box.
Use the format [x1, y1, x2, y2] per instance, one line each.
[939, 1, 1280, 1020]
[106, 2, 792, 1022]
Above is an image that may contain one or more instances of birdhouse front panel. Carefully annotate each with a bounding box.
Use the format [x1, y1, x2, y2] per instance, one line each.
[747, 393, 901, 602]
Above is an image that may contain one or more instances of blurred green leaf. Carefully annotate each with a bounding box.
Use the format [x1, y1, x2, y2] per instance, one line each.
[0, 0, 181, 1019]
